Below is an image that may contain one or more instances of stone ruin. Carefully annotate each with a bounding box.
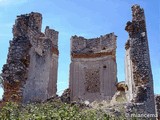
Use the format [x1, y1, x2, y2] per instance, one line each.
[125, 5, 156, 118]
[1, 12, 59, 103]
[155, 95, 160, 120]
[69, 33, 117, 102]
[0, 4, 159, 120]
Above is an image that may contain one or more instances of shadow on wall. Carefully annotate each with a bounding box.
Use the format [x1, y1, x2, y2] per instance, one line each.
[0, 84, 66, 99]
[0, 84, 67, 99]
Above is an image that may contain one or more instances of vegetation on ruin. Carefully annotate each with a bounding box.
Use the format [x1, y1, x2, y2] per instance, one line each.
[0, 100, 109, 120]
[0, 99, 140, 120]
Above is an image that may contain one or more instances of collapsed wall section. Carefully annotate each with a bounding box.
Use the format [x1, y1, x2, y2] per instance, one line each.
[2, 12, 59, 103]
[70, 33, 117, 102]
[125, 5, 156, 117]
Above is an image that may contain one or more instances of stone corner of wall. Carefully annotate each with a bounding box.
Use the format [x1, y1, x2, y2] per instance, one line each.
[44, 26, 59, 48]
[45, 26, 59, 34]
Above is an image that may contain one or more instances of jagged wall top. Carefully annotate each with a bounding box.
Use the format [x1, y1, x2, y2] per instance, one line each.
[13, 12, 42, 37]
[125, 4, 151, 93]
[71, 33, 117, 55]
[45, 26, 58, 48]
[12, 12, 58, 48]
[125, 5, 146, 39]
[132, 5, 145, 21]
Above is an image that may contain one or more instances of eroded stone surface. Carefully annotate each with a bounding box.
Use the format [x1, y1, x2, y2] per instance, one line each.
[69, 33, 117, 102]
[125, 5, 156, 119]
[155, 95, 160, 120]
[2, 12, 59, 103]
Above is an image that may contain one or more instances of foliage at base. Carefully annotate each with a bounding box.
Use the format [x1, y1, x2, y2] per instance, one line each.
[0, 100, 112, 120]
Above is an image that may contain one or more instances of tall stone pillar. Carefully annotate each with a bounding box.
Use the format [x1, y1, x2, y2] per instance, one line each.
[125, 5, 156, 118]
[2, 12, 59, 103]
[69, 33, 117, 102]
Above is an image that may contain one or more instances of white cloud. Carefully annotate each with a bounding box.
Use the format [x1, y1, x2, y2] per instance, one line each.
[0, 0, 27, 6]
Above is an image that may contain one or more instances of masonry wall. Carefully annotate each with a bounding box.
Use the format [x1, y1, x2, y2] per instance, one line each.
[125, 5, 156, 117]
[2, 12, 59, 103]
[70, 33, 117, 102]
[155, 95, 160, 120]
[125, 47, 134, 102]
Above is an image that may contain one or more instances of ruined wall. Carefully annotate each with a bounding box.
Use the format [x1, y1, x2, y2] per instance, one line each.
[125, 5, 156, 117]
[125, 45, 134, 102]
[155, 95, 160, 120]
[69, 33, 117, 102]
[2, 12, 59, 103]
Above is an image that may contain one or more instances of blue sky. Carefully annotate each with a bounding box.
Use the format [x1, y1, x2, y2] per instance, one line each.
[0, 0, 159, 99]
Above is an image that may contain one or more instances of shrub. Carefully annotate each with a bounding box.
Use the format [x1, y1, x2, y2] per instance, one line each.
[0, 100, 111, 120]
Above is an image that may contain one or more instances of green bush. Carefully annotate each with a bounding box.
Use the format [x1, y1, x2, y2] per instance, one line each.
[0, 100, 111, 120]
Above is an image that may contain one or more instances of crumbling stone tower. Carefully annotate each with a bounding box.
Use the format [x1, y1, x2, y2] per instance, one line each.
[69, 33, 117, 102]
[2, 12, 59, 103]
[125, 5, 156, 116]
